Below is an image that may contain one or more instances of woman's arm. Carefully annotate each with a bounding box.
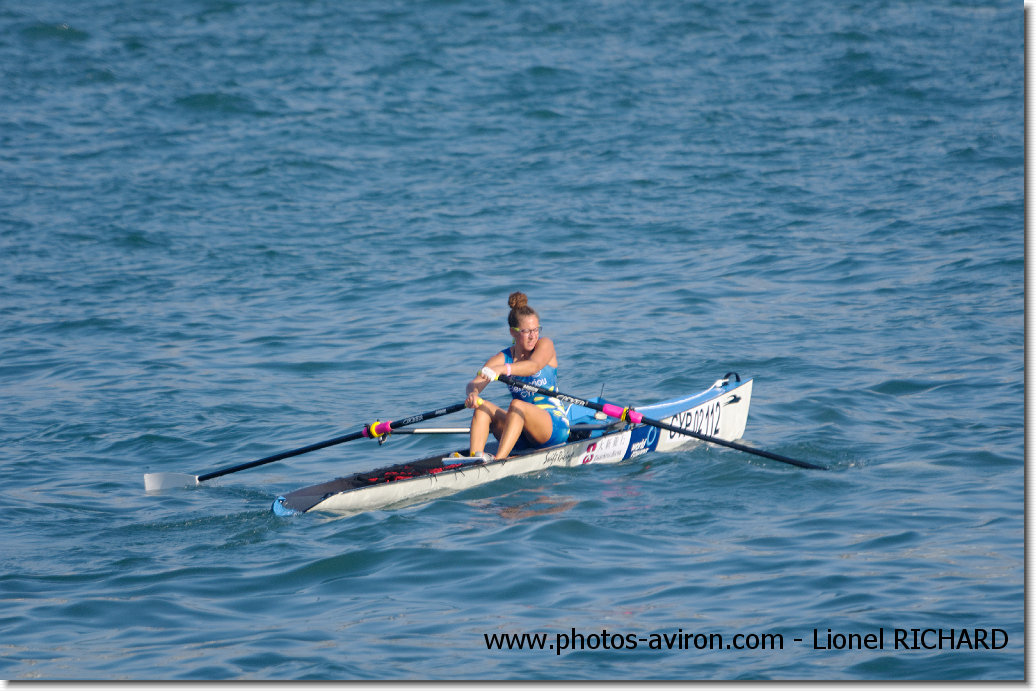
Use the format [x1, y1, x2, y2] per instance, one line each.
[507, 337, 556, 377]
[466, 351, 507, 406]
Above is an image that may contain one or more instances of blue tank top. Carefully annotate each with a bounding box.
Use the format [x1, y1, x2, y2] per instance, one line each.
[501, 348, 560, 402]
[501, 347, 570, 445]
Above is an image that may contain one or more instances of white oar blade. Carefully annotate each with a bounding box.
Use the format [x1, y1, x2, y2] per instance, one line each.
[144, 472, 200, 492]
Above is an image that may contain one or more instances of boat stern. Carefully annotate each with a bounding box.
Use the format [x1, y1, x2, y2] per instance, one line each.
[639, 373, 753, 453]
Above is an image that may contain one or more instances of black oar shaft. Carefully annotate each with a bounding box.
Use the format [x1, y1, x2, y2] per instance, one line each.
[496, 374, 825, 471]
[197, 401, 468, 482]
[197, 431, 365, 482]
[632, 413, 826, 470]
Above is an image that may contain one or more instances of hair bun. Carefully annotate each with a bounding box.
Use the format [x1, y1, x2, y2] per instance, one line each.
[508, 291, 528, 310]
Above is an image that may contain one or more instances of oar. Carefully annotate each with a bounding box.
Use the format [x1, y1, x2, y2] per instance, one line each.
[144, 401, 469, 491]
[494, 373, 827, 470]
[387, 427, 470, 434]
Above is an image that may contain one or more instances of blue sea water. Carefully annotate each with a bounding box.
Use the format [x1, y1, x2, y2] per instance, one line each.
[0, 0, 1023, 681]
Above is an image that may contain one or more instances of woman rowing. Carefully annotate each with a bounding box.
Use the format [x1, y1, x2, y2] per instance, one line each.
[465, 292, 571, 459]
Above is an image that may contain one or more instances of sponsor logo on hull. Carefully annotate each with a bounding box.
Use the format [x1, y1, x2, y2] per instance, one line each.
[545, 446, 578, 466]
[628, 426, 659, 458]
[579, 431, 632, 465]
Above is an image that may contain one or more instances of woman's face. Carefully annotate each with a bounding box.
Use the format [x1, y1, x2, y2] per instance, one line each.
[512, 314, 541, 352]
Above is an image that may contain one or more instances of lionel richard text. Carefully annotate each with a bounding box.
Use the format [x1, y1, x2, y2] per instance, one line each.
[807, 628, 1008, 651]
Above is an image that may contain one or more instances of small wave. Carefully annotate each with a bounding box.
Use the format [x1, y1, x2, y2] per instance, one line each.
[867, 379, 941, 397]
[20, 22, 89, 41]
[175, 92, 261, 115]
[525, 108, 564, 120]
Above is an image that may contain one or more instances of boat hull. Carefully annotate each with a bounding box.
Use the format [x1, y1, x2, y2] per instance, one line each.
[273, 375, 753, 516]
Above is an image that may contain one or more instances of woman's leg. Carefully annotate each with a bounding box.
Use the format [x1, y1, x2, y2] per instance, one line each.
[495, 399, 555, 459]
[469, 400, 506, 456]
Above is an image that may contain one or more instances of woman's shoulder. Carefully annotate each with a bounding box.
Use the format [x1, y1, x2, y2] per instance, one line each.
[531, 337, 557, 364]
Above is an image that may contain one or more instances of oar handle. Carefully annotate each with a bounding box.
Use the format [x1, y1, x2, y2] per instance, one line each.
[496, 374, 826, 471]
[196, 401, 468, 483]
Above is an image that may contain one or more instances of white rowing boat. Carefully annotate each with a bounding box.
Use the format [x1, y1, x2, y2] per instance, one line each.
[272, 373, 753, 516]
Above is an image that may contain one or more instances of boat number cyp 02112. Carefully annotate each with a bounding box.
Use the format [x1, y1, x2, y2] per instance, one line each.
[669, 401, 722, 439]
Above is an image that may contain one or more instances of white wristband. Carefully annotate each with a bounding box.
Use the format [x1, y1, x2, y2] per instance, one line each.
[480, 366, 498, 381]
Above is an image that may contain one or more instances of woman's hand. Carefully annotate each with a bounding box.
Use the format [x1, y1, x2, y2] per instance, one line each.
[466, 372, 490, 408]
[467, 355, 504, 407]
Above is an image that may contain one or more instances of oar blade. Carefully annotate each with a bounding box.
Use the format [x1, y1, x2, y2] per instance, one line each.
[142, 400, 470, 493]
[144, 472, 200, 492]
